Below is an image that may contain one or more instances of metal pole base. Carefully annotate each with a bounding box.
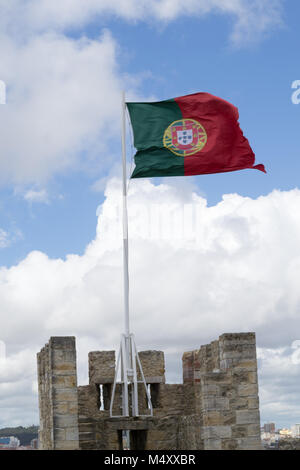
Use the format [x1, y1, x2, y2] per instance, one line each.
[109, 333, 153, 418]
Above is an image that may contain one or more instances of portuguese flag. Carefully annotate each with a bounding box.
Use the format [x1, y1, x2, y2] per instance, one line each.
[126, 92, 265, 178]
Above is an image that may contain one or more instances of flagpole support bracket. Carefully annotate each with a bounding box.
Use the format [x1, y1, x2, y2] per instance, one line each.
[109, 333, 153, 418]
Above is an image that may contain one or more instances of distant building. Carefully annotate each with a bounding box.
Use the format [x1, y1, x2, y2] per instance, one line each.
[0, 437, 10, 447]
[30, 438, 38, 449]
[0, 436, 20, 448]
[279, 428, 292, 437]
[291, 424, 300, 438]
[264, 422, 275, 433]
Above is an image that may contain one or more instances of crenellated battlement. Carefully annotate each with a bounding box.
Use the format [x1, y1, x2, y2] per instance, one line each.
[37, 332, 262, 450]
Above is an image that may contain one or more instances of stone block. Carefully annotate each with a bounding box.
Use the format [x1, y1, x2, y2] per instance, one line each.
[202, 425, 232, 439]
[246, 424, 261, 437]
[232, 425, 249, 438]
[236, 437, 262, 450]
[64, 375, 77, 388]
[220, 411, 237, 426]
[53, 388, 78, 402]
[202, 396, 230, 411]
[50, 337, 76, 350]
[52, 374, 77, 389]
[201, 384, 220, 395]
[182, 351, 194, 383]
[229, 397, 248, 410]
[68, 402, 79, 414]
[53, 428, 66, 441]
[65, 427, 79, 441]
[232, 360, 257, 371]
[54, 415, 78, 428]
[247, 371, 258, 384]
[78, 422, 95, 434]
[158, 384, 185, 414]
[201, 372, 232, 385]
[79, 432, 95, 441]
[221, 347, 256, 360]
[51, 349, 76, 364]
[52, 363, 77, 375]
[203, 438, 222, 450]
[89, 351, 115, 384]
[236, 410, 260, 425]
[138, 350, 165, 383]
[55, 440, 79, 450]
[247, 397, 259, 409]
[202, 411, 222, 426]
[221, 439, 239, 450]
[237, 384, 258, 397]
[219, 333, 256, 345]
[232, 369, 249, 383]
[53, 402, 69, 414]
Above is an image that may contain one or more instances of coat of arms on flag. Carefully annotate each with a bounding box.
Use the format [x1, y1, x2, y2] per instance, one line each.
[163, 119, 207, 156]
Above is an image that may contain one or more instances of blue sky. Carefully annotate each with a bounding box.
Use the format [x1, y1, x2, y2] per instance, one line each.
[1, 1, 299, 267]
[0, 0, 300, 432]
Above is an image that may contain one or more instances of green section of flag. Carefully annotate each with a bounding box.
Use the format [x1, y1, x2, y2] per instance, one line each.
[126, 100, 184, 178]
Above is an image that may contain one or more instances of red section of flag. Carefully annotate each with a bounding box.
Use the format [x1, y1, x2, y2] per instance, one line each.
[174, 93, 266, 176]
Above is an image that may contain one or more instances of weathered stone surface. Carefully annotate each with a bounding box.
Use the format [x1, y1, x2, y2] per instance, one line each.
[236, 410, 260, 425]
[55, 440, 79, 450]
[202, 396, 230, 411]
[236, 437, 263, 450]
[88, 351, 115, 384]
[247, 397, 259, 409]
[202, 425, 232, 439]
[178, 415, 202, 450]
[221, 439, 239, 450]
[237, 384, 258, 397]
[37, 331, 261, 451]
[138, 350, 165, 383]
[37, 336, 79, 450]
[203, 438, 222, 450]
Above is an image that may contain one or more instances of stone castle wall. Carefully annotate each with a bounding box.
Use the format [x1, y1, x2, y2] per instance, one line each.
[37, 337, 79, 450]
[37, 332, 262, 450]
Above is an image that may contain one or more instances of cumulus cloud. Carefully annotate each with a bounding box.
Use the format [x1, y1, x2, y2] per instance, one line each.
[258, 347, 300, 427]
[23, 189, 49, 204]
[0, 229, 10, 248]
[0, 30, 127, 185]
[0, 0, 283, 46]
[0, 178, 300, 426]
[0, 0, 283, 186]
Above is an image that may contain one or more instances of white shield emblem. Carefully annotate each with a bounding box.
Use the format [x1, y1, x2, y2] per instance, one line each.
[177, 129, 193, 146]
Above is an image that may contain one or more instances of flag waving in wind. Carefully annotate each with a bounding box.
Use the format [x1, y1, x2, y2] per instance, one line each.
[126, 92, 266, 178]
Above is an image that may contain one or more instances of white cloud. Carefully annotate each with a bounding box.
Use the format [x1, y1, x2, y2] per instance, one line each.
[0, 0, 283, 46]
[0, 229, 10, 248]
[258, 347, 300, 427]
[23, 189, 49, 204]
[0, 0, 283, 187]
[0, 30, 127, 186]
[0, 178, 300, 427]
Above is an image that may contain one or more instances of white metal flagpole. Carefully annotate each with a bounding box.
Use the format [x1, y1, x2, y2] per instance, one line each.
[121, 90, 130, 339]
[121, 90, 130, 419]
[109, 91, 153, 424]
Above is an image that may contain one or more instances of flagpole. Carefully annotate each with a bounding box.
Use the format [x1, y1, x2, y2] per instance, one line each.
[121, 90, 130, 339]
[121, 90, 130, 420]
[109, 91, 153, 424]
